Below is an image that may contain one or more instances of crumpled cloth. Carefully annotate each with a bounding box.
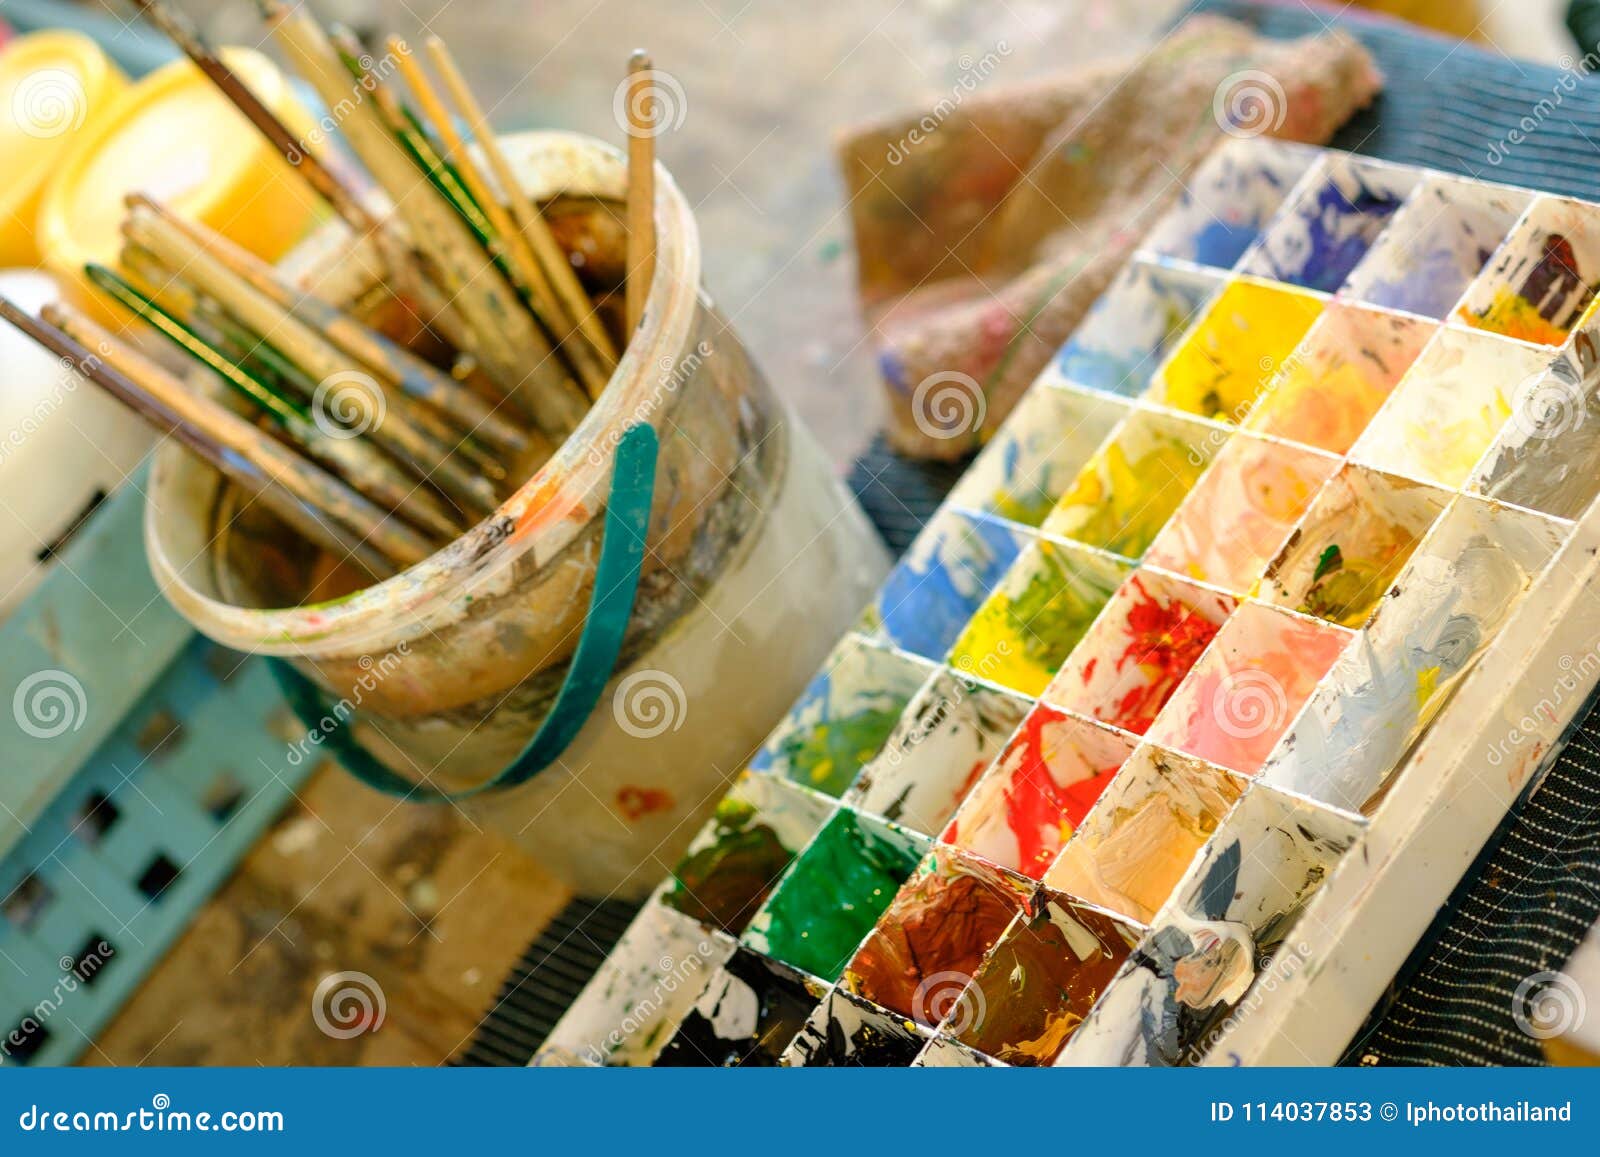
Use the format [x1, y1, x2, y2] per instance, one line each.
[838, 13, 1383, 460]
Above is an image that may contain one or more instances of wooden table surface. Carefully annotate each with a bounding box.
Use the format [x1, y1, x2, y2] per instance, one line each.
[91, 0, 1180, 1065]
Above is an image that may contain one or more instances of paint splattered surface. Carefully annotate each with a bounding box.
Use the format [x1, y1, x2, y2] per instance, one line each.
[545, 143, 1600, 1068]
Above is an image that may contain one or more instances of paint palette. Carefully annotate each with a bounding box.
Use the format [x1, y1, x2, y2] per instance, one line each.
[543, 140, 1600, 1067]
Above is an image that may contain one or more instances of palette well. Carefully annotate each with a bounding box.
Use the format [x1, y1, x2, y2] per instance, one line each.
[545, 141, 1600, 1068]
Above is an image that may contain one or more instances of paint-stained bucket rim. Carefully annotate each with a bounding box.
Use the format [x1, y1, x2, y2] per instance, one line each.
[144, 130, 700, 659]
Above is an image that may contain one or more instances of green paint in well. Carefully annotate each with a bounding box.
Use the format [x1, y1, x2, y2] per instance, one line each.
[663, 796, 795, 935]
[774, 701, 909, 797]
[743, 811, 924, 981]
[948, 544, 1126, 696]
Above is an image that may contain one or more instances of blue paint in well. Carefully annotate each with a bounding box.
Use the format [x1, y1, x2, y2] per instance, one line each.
[874, 512, 1024, 660]
[1282, 179, 1405, 292]
[1189, 218, 1261, 269]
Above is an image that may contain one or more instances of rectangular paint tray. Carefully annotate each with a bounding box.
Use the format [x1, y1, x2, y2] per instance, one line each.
[542, 140, 1600, 1068]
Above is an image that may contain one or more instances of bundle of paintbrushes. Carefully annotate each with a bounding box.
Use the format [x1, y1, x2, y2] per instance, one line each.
[0, 0, 664, 584]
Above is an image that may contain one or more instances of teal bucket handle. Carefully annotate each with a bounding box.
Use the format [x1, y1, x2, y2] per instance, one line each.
[267, 422, 659, 802]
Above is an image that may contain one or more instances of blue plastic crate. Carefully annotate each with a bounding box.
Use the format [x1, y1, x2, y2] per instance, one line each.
[0, 473, 311, 1066]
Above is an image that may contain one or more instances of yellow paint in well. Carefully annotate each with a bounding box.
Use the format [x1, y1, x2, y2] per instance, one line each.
[1043, 430, 1210, 559]
[1460, 287, 1576, 346]
[1403, 392, 1513, 488]
[1155, 280, 1323, 422]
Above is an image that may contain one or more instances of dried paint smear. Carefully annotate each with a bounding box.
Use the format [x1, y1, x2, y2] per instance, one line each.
[1042, 413, 1218, 558]
[863, 509, 1024, 661]
[1260, 467, 1446, 629]
[1145, 436, 1338, 594]
[1244, 304, 1432, 455]
[742, 809, 927, 981]
[1057, 262, 1220, 396]
[843, 847, 1031, 1021]
[1045, 747, 1245, 924]
[1047, 572, 1236, 736]
[547, 143, 1600, 1069]
[1061, 789, 1360, 1067]
[1459, 220, 1598, 345]
[946, 706, 1134, 879]
[947, 541, 1127, 697]
[656, 949, 828, 1067]
[954, 894, 1141, 1065]
[1147, 604, 1350, 776]
[846, 673, 1029, 835]
[749, 637, 932, 796]
[663, 773, 835, 935]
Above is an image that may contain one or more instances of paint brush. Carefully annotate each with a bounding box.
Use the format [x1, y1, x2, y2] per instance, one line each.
[50, 308, 413, 579]
[86, 262, 464, 542]
[625, 50, 657, 336]
[123, 208, 501, 520]
[398, 39, 612, 400]
[338, 31, 604, 407]
[118, 242, 288, 386]
[123, 192, 530, 459]
[125, 0, 475, 351]
[1, 296, 429, 573]
[121, 243, 326, 408]
[133, 231, 513, 503]
[332, 31, 501, 257]
[334, 29, 592, 413]
[425, 36, 621, 377]
[126, 0, 381, 241]
[388, 38, 610, 401]
[124, 236, 518, 495]
[258, 0, 588, 435]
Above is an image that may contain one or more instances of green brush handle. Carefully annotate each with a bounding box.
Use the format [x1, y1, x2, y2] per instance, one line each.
[84, 263, 308, 425]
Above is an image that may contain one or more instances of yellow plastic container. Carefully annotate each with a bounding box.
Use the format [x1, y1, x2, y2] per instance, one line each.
[0, 30, 128, 266]
[37, 48, 324, 322]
